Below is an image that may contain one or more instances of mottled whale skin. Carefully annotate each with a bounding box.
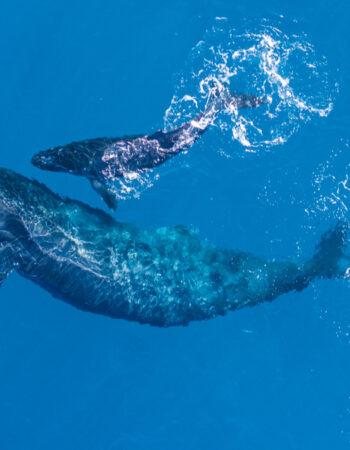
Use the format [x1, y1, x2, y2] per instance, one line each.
[31, 93, 263, 209]
[0, 168, 347, 327]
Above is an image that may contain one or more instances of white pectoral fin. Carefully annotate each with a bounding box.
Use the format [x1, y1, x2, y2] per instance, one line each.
[89, 178, 118, 210]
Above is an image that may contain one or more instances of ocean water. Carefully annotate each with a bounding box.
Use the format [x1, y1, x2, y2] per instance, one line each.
[0, 0, 350, 449]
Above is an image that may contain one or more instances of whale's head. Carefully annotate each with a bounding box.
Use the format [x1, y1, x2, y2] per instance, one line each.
[32, 143, 92, 175]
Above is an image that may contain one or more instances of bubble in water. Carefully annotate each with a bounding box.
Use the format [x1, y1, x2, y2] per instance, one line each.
[308, 143, 350, 221]
[106, 169, 160, 201]
[109, 18, 337, 201]
[165, 18, 337, 150]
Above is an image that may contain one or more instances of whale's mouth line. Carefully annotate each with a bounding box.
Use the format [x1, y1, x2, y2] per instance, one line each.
[31, 153, 68, 173]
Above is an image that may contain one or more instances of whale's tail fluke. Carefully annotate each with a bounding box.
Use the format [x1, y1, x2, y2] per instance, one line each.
[306, 221, 350, 281]
[191, 87, 265, 130]
[230, 93, 266, 109]
[165, 89, 265, 148]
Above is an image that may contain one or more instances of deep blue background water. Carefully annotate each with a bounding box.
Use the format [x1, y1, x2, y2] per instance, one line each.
[1, 1, 350, 449]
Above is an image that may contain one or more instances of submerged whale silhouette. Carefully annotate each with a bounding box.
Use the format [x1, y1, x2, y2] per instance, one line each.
[0, 168, 348, 327]
[31, 92, 263, 209]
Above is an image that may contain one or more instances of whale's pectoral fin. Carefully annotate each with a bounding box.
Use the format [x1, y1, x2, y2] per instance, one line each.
[89, 178, 118, 210]
[0, 246, 15, 286]
[0, 216, 18, 286]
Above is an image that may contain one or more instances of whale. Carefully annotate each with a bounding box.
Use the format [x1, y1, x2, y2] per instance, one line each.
[31, 92, 263, 209]
[0, 167, 348, 327]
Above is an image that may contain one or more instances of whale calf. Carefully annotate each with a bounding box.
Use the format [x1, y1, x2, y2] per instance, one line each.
[0, 167, 348, 327]
[31, 92, 263, 209]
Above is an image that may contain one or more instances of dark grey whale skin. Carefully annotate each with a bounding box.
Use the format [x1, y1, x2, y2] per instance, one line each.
[31, 94, 264, 209]
[0, 167, 347, 327]
[31, 126, 208, 209]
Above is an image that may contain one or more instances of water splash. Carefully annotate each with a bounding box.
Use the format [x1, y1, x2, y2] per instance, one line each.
[165, 18, 336, 151]
[107, 169, 160, 201]
[108, 19, 337, 201]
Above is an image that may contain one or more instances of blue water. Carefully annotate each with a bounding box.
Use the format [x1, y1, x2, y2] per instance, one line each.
[1, 1, 350, 449]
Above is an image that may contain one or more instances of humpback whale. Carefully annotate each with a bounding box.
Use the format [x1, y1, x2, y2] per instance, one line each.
[31, 92, 263, 209]
[0, 167, 348, 327]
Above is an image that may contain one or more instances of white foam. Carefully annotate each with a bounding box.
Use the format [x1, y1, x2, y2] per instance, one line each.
[164, 19, 336, 151]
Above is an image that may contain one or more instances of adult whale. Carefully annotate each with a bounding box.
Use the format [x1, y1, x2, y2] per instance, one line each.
[31, 92, 263, 209]
[0, 168, 348, 327]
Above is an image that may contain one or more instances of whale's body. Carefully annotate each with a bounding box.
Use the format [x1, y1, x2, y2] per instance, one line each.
[31, 93, 263, 209]
[32, 125, 207, 209]
[0, 168, 347, 327]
